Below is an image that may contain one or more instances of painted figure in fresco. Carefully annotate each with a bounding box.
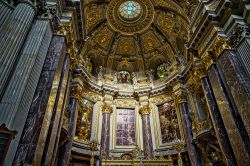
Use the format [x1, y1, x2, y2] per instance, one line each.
[117, 71, 131, 83]
[158, 102, 181, 144]
[76, 99, 94, 142]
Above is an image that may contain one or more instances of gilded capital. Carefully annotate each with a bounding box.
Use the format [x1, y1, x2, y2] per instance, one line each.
[210, 36, 232, 58]
[193, 56, 207, 79]
[202, 51, 216, 70]
[90, 140, 98, 151]
[102, 102, 113, 113]
[139, 105, 151, 115]
[70, 85, 82, 100]
[174, 90, 188, 105]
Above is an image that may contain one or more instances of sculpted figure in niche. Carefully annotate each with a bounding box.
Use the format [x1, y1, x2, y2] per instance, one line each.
[113, 72, 118, 85]
[97, 66, 104, 80]
[131, 72, 138, 87]
[146, 69, 154, 84]
[176, 51, 185, 66]
[85, 57, 92, 73]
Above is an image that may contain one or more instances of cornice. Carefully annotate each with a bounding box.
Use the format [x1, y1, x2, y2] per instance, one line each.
[73, 63, 191, 98]
[188, 0, 229, 49]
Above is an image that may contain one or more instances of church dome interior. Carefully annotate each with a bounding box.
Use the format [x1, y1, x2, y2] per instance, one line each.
[0, 0, 250, 165]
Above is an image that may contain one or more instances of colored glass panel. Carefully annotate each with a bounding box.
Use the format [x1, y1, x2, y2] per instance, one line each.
[119, 1, 142, 19]
[116, 108, 136, 146]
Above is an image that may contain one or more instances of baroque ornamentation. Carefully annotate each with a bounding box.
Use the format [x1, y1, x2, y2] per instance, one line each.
[174, 90, 188, 105]
[107, 0, 154, 34]
[75, 99, 94, 142]
[193, 56, 207, 79]
[139, 105, 151, 115]
[229, 23, 250, 47]
[102, 102, 113, 113]
[209, 36, 232, 57]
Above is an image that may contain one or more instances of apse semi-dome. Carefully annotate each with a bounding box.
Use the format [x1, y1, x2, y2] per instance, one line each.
[83, 0, 189, 76]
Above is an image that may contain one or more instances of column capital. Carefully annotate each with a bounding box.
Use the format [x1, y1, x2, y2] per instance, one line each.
[70, 77, 83, 100]
[102, 102, 113, 114]
[202, 51, 216, 70]
[70, 85, 82, 100]
[193, 56, 207, 79]
[210, 36, 233, 58]
[174, 88, 188, 105]
[139, 105, 151, 115]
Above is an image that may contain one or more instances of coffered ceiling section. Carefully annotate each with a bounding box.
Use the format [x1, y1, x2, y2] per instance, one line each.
[82, 0, 189, 74]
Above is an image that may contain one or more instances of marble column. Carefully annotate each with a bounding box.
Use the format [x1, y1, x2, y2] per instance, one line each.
[59, 85, 81, 166]
[42, 54, 70, 166]
[0, 1, 36, 96]
[174, 84, 202, 166]
[207, 63, 250, 165]
[100, 102, 113, 158]
[139, 105, 153, 159]
[193, 57, 237, 165]
[12, 36, 66, 165]
[217, 50, 250, 137]
[200, 77, 237, 165]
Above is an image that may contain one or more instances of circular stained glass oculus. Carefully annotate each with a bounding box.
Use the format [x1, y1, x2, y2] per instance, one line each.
[119, 1, 142, 19]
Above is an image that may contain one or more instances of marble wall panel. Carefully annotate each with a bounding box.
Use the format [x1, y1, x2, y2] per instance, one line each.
[208, 65, 250, 165]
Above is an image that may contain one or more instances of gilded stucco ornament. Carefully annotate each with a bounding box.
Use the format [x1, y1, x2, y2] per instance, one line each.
[172, 140, 184, 166]
[102, 102, 113, 113]
[139, 105, 151, 115]
[210, 36, 233, 58]
[107, 0, 154, 34]
[70, 85, 83, 100]
[193, 56, 207, 79]
[174, 90, 188, 105]
[202, 51, 216, 70]
[173, 83, 187, 105]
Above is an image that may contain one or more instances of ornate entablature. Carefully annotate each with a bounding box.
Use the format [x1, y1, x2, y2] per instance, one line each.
[74, 63, 190, 98]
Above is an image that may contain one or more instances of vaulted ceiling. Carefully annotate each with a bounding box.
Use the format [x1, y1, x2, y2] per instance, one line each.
[81, 0, 193, 76]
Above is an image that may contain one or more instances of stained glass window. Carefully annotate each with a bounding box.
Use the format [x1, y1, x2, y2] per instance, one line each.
[119, 1, 142, 19]
[116, 108, 136, 146]
[158, 102, 181, 144]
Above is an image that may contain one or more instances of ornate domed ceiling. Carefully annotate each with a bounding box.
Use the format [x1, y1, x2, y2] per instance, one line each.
[81, 0, 190, 77]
